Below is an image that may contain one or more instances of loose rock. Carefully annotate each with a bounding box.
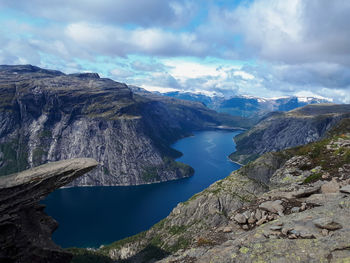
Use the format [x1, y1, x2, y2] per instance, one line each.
[270, 225, 282, 231]
[321, 180, 340, 194]
[259, 200, 284, 214]
[234, 213, 247, 224]
[223, 227, 233, 233]
[255, 209, 262, 220]
[291, 207, 300, 213]
[340, 185, 350, 194]
[256, 217, 267, 226]
[313, 218, 342, 230]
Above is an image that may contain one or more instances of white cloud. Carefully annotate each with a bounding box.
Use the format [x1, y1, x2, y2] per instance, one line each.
[233, 71, 254, 80]
[65, 22, 208, 57]
[110, 67, 134, 78]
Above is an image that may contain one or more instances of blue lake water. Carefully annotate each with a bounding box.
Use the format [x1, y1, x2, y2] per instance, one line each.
[43, 130, 241, 248]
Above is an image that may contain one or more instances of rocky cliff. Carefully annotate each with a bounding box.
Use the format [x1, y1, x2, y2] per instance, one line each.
[83, 118, 350, 262]
[230, 104, 350, 164]
[0, 158, 98, 263]
[0, 65, 249, 186]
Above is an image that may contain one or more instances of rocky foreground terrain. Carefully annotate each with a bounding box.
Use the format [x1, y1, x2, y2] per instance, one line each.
[0, 158, 98, 263]
[230, 104, 350, 164]
[73, 118, 350, 262]
[0, 65, 249, 186]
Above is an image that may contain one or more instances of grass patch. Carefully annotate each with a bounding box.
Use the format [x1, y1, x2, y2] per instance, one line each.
[168, 225, 187, 236]
[99, 231, 146, 256]
[103, 166, 109, 175]
[0, 140, 28, 176]
[167, 236, 191, 252]
[67, 248, 113, 263]
[303, 172, 323, 184]
[197, 237, 214, 247]
[32, 147, 47, 165]
[142, 166, 160, 182]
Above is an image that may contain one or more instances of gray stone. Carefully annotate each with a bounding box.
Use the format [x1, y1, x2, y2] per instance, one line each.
[255, 209, 262, 220]
[243, 211, 251, 219]
[340, 185, 350, 194]
[270, 225, 282, 231]
[299, 232, 315, 239]
[223, 227, 232, 233]
[256, 217, 267, 226]
[291, 207, 300, 213]
[234, 213, 247, 224]
[313, 218, 342, 230]
[259, 200, 284, 213]
[242, 224, 249, 230]
[281, 228, 292, 235]
[321, 180, 340, 194]
[248, 215, 256, 224]
[292, 186, 320, 198]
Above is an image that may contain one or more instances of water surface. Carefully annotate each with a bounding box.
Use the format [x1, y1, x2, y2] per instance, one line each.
[43, 130, 241, 248]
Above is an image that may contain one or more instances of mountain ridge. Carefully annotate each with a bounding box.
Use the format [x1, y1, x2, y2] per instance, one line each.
[138, 89, 333, 119]
[229, 103, 350, 164]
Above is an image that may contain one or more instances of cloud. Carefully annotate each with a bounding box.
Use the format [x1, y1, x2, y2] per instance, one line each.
[131, 60, 165, 72]
[110, 67, 134, 79]
[0, 0, 349, 103]
[1, 0, 196, 27]
[65, 22, 209, 57]
[208, 0, 350, 65]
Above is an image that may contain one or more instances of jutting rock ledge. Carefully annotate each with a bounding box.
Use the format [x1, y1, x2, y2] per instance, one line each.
[0, 158, 98, 263]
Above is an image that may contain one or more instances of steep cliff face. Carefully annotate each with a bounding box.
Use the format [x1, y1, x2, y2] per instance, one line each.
[0, 158, 98, 263]
[90, 118, 350, 263]
[230, 104, 350, 164]
[0, 65, 246, 186]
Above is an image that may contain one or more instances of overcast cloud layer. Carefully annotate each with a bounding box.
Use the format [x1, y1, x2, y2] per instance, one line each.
[0, 0, 349, 102]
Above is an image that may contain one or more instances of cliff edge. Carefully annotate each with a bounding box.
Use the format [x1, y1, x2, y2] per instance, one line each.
[0, 158, 98, 263]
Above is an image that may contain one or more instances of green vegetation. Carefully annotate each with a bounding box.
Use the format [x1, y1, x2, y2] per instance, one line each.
[163, 156, 194, 177]
[0, 140, 28, 176]
[0, 85, 16, 110]
[141, 157, 194, 183]
[303, 172, 323, 184]
[197, 237, 214, 246]
[67, 248, 113, 263]
[167, 236, 191, 252]
[142, 166, 160, 182]
[99, 231, 147, 256]
[32, 147, 47, 165]
[103, 166, 109, 175]
[39, 130, 52, 139]
[168, 225, 187, 235]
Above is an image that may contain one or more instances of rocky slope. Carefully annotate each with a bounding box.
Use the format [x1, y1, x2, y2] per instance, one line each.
[79, 118, 350, 262]
[230, 104, 350, 164]
[0, 158, 98, 263]
[0, 65, 249, 186]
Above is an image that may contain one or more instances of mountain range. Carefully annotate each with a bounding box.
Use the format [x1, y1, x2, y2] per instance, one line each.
[138, 88, 332, 119]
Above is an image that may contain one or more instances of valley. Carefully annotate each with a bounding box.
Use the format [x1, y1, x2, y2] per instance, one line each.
[43, 130, 241, 248]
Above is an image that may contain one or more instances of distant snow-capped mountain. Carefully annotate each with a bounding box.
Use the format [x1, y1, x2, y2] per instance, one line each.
[140, 90, 332, 118]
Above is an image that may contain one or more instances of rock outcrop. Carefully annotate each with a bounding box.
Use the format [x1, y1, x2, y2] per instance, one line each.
[230, 104, 350, 164]
[0, 158, 98, 263]
[88, 118, 350, 262]
[0, 64, 248, 186]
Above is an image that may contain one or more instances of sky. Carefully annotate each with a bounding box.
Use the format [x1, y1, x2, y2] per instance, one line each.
[0, 0, 350, 102]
